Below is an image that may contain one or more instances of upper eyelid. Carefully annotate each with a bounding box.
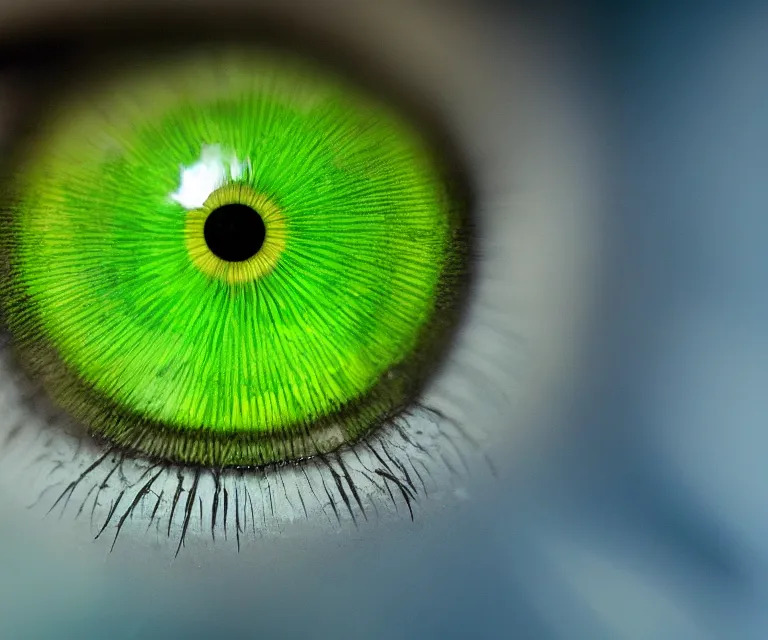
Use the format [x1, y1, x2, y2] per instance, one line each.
[0, 0, 518, 189]
[0, 0, 503, 117]
[0, 0, 461, 65]
[0, 2, 480, 148]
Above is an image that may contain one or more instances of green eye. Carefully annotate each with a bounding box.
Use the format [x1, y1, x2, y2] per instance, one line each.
[0, 50, 468, 468]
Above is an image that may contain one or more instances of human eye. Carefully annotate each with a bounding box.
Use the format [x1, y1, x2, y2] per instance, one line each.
[0, 0, 601, 635]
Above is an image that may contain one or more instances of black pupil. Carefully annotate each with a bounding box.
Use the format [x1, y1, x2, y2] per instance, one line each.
[204, 204, 266, 262]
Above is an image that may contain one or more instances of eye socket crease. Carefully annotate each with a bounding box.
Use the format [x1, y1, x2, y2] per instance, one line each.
[30, 401, 490, 556]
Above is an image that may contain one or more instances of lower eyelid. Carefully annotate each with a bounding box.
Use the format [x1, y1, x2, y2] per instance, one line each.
[0, 364, 498, 551]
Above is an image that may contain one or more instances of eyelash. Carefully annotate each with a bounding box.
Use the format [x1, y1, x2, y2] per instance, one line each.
[8, 346, 496, 555]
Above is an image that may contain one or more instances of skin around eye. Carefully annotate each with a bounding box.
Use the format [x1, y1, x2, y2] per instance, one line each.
[0, 49, 468, 468]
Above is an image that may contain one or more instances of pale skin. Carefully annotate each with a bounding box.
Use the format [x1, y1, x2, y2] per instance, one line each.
[0, 1, 761, 638]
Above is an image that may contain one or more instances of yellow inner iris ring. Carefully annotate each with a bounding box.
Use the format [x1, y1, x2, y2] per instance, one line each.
[185, 184, 287, 284]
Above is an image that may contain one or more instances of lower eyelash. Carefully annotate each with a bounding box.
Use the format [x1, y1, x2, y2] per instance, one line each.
[17, 401, 492, 556]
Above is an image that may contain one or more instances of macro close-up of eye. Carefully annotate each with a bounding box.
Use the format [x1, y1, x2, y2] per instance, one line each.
[4, 47, 470, 473]
[0, 1, 596, 555]
[0, 0, 609, 637]
[0, 37, 485, 552]
[4, 1, 768, 638]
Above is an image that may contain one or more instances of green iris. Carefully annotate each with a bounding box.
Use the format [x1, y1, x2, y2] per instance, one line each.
[0, 50, 466, 467]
